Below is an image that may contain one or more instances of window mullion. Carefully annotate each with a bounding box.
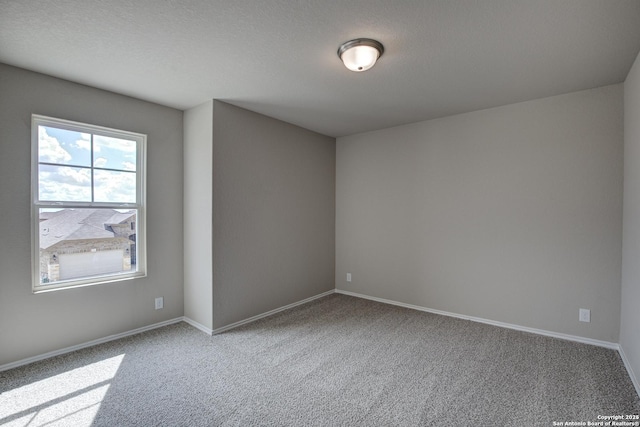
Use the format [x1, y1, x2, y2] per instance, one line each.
[90, 133, 95, 203]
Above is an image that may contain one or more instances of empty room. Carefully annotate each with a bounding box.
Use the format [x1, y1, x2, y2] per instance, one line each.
[1, 1, 640, 425]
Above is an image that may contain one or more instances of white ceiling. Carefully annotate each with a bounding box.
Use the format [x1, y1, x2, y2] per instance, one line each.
[2, 1, 640, 137]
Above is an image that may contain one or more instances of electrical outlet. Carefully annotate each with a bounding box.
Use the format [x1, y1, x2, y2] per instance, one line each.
[346, 273, 352, 282]
[579, 308, 590, 323]
[155, 297, 164, 310]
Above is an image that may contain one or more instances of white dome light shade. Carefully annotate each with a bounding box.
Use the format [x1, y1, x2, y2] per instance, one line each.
[338, 39, 384, 72]
[340, 45, 379, 72]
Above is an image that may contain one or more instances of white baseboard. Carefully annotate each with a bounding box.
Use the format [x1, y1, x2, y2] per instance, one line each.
[335, 289, 619, 350]
[5, 288, 635, 400]
[211, 289, 335, 334]
[183, 316, 213, 335]
[0, 290, 335, 373]
[0, 317, 184, 372]
[619, 345, 640, 398]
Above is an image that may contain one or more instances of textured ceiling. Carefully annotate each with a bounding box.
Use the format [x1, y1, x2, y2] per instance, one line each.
[2, 0, 640, 137]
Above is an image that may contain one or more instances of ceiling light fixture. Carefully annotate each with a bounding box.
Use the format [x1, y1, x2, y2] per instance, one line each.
[337, 38, 384, 72]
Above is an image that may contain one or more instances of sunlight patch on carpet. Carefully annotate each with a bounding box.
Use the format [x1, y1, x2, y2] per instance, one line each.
[0, 354, 125, 427]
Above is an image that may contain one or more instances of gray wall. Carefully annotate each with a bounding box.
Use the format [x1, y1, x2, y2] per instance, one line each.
[212, 101, 335, 329]
[184, 100, 214, 330]
[621, 51, 640, 388]
[0, 64, 184, 366]
[336, 84, 623, 343]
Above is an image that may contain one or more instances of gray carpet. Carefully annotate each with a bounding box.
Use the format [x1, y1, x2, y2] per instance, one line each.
[1, 294, 639, 426]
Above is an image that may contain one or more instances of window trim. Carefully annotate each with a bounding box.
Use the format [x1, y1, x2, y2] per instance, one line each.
[31, 114, 147, 293]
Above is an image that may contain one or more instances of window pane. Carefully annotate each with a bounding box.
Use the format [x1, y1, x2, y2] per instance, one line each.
[38, 164, 91, 202]
[38, 126, 91, 167]
[93, 135, 136, 171]
[38, 208, 138, 284]
[94, 169, 136, 203]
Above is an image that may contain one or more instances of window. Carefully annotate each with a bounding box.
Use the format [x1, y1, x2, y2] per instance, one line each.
[32, 115, 146, 292]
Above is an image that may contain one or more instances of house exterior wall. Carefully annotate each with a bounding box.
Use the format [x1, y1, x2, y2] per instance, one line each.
[40, 238, 132, 283]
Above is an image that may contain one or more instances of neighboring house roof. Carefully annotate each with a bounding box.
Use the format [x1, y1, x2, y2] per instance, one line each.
[39, 211, 65, 222]
[106, 211, 135, 225]
[39, 209, 135, 249]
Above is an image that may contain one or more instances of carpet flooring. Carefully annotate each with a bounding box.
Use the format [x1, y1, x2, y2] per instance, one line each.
[1, 294, 639, 426]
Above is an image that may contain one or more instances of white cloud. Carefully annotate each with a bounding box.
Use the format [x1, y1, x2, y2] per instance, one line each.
[122, 161, 136, 171]
[58, 167, 91, 185]
[74, 132, 92, 150]
[94, 170, 136, 203]
[74, 138, 91, 151]
[39, 166, 91, 202]
[37, 130, 138, 202]
[39, 127, 71, 163]
[94, 135, 136, 153]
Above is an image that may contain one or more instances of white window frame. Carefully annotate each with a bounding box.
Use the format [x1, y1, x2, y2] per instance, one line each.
[31, 114, 147, 292]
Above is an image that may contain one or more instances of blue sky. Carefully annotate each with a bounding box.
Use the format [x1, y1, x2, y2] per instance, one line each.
[38, 126, 137, 203]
